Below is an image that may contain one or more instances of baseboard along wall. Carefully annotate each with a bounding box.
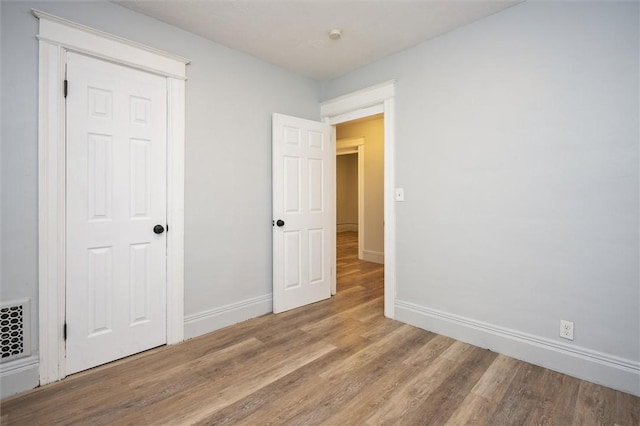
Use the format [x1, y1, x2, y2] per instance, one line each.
[5, 296, 637, 399]
[362, 249, 384, 264]
[184, 294, 273, 340]
[395, 299, 640, 397]
[1, 355, 40, 399]
[2, 295, 274, 400]
[337, 223, 358, 233]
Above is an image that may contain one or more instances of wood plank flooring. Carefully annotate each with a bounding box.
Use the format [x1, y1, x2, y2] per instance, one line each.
[2, 231, 638, 425]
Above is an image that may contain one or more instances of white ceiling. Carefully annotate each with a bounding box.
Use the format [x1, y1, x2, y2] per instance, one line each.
[115, 1, 521, 81]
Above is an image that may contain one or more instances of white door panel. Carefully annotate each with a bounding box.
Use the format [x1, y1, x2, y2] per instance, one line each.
[66, 52, 167, 374]
[273, 113, 333, 313]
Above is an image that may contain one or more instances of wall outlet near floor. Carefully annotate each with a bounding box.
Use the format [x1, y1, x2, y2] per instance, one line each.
[560, 320, 574, 340]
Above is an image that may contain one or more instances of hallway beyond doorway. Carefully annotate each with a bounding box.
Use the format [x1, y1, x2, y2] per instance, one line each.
[337, 231, 384, 295]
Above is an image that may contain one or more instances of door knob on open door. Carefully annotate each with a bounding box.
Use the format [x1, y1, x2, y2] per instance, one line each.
[276, 219, 285, 227]
[153, 224, 165, 234]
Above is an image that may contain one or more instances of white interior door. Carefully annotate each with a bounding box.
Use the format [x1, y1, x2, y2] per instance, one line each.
[272, 113, 333, 313]
[66, 52, 168, 375]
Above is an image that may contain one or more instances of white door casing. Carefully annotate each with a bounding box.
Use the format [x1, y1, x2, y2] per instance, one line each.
[36, 10, 189, 384]
[321, 81, 396, 318]
[65, 52, 168, 374]
[272, 113, 333, 313]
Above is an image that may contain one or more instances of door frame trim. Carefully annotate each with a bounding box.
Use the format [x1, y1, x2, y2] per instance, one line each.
[321, 81, 396, 319]
[34, 9, 190, 385]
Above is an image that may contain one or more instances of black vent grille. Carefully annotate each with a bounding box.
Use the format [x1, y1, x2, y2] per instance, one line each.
[0, 300, 30, 363]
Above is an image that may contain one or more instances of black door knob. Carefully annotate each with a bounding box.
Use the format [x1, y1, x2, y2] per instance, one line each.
[276, 219, 285, 227]
[153, 224, 165, 234]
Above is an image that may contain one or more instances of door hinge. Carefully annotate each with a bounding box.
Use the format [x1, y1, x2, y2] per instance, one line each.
[63, 323, 67, 341]
[63, 79, 68, 98]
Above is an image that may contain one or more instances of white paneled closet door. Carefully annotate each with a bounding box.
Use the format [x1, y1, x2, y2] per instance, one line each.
[65, 52, 168, 374]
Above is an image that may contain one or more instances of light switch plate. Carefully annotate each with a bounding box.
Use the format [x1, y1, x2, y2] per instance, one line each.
[395, 188, 404, 202]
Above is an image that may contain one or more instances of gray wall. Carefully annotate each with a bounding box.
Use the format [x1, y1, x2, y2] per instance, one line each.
[1, 0, 320, 353]
[324, 1, 639, 371]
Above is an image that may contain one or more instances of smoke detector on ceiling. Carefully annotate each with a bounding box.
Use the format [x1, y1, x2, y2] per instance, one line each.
[329, 29, 342, 40]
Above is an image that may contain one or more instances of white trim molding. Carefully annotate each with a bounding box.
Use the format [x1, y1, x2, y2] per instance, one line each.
[0, 355, 40, 399]
[395, 300, 640, 397]
[362, 250, 384, 265]
[321, 81, 393, 118]
[184, 295, 273, 340]
[35, 10, 189, 386]
[336, 136, 364, 152]
[33, 10, 189, 79]
[337, 224, 358, 233]
[322, 81, 396, 319]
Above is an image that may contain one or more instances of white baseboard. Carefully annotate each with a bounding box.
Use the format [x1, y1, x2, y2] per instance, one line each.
[395, 300, 640, 397]
[1, 295, 274, 399]
[184, 294, 273, 340]
[1, 354, 39, 399]
[362, 249, 384, 264]
[337, 223, 358, 233]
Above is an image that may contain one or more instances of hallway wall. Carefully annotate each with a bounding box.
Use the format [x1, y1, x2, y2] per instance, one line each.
[336, 153, 358, 232]
[337, 115, 385, 262]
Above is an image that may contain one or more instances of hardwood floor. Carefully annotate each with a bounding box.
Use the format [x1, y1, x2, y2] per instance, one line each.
[2, 231, 638, 425]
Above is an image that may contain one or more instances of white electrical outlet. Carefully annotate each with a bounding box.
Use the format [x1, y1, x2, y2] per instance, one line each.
[560, 320, 574, 340]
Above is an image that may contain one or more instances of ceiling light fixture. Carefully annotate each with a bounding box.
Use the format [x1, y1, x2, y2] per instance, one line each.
[329, 29, 341, 40]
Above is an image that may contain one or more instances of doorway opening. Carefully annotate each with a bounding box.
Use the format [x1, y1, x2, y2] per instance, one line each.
[321, 80, 396, 318]
[335, 114, 384, 298]
[336, 137, 364, 259]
